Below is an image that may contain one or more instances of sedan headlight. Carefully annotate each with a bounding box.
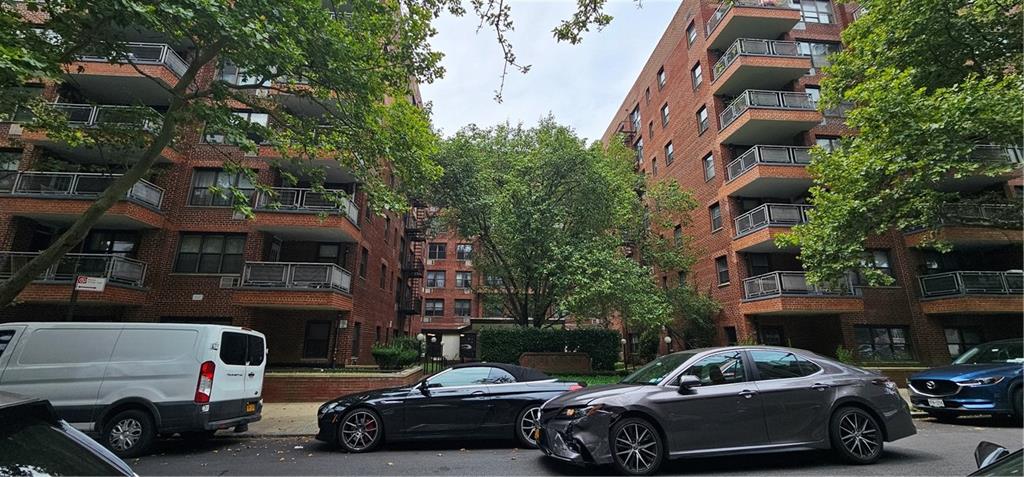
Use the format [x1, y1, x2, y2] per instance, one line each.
[958, 376, 1005, 387]
[559, 404, 606, 419]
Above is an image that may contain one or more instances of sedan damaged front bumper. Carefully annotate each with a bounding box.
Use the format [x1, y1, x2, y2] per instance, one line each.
[537, 413, 616, 466]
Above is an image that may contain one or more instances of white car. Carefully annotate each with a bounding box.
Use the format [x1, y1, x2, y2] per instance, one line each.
[0, 322, 266, 457]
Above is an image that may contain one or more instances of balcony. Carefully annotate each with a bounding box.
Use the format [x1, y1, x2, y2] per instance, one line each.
[705, 0, 802, 50]
[250, 188, 360, 242]
[398, 288, 422, 314]
[0, 252, 148, 305]
[401, 257, 424, 278]
[722, 145, 812, 197]
[14, 103, 181, 163]
[918, 271, 1023, 315]
[712, 39, 811, 96]
[740, 271, 862, 315]
[905, 203, 1023, 248]
[936, 145, 1024, 192]
[228, 262, 354, 310]
[0, 172, 165, 228]
[718, 90, 822, 145]
[733, 203, 811, 252]
[70, 43, 190, 105]
[404, 213, 427, 241]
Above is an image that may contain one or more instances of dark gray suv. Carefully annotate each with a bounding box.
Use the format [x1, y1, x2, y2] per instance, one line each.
[537, 346, 916, 475]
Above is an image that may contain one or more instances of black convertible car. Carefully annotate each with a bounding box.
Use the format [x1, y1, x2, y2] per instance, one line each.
[316, 363, 582, 452]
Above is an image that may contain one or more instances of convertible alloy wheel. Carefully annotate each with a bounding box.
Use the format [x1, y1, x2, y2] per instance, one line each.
[517, 406, 543, 448]
[339, 409, 382, 453]
[832, 407, 882, 464]
[611, 418, 663, 476]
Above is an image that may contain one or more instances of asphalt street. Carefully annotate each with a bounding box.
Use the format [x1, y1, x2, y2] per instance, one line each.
[131, 416, 1022, 476]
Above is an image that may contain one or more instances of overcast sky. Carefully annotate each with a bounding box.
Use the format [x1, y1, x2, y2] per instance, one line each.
[419, 0, 679, 142]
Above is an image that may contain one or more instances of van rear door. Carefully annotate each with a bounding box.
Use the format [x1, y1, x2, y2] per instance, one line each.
[244, 333, 266, 399]
[213, 331, 249, 405]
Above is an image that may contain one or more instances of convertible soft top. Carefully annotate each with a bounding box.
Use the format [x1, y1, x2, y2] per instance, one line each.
[452, 362, 552, 382]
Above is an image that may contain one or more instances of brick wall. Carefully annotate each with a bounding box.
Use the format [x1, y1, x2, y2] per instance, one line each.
[261, 369, 423, 402]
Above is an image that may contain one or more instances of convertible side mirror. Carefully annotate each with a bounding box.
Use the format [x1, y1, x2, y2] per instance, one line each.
[417, 380, 431, 396]
[676, 375, 701, 394]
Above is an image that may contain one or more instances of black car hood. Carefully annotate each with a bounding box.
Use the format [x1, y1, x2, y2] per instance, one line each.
[543, 384, 646, 408]
[323, 385, 414, 408]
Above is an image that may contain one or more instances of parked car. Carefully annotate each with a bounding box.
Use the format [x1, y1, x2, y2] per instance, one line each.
[316, 362, 582, 452]
[0, 322, 266, 457]
[0, 391, 135, 476]
[537, 346, 916, 475]
[969, 441, 1022, 476]
[908, 339, 1023, 420]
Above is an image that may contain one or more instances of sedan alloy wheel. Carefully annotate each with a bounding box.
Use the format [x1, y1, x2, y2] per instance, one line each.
[611, 418, 663, 475]
[831, 407, 882, 464]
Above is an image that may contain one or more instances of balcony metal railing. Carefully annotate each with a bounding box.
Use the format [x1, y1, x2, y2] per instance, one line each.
[852, 6, 867, 20]
[726, 145, 812, 181]
[971, 145, 1024, 165]
[712, 39, 807, 80]
[720, 90, 817, 130]
[401, 257, 424, 277]
[706, 0, 798, 37]
[238, 262, 352, 293]
[919, 271, 1023, 298]
[937, 203, 1022, 228]
[76, 42, 189, 77]
[734, 203, 812, 237]
[0, 171, 163, 209]
[0, 252, 147, 288]
[743, 271, 857, 300]
[253, 187, 358, 225]
[14, 103, 160, 130]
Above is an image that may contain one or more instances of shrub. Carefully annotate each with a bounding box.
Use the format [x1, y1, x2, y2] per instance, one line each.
[371, 344, 419, 370]
[392, 336, 422, 353]
[479, 328, 621, 371]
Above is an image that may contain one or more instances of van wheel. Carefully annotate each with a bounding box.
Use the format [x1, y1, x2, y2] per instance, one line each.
[102, 409, 155, 458]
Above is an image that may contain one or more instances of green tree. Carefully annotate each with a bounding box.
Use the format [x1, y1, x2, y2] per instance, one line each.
[777, 0, 1023, 285]
[428, 118, 698, 329]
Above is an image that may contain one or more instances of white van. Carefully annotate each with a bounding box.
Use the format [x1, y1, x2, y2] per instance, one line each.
[0, 322, 266, 457]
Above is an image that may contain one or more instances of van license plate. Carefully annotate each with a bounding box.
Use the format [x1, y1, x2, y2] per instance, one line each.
[246, 402, 256, 413]
[927, 398, 944, 408]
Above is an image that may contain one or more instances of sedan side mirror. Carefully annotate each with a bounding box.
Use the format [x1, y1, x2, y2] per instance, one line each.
[974, 441, 1009, 468]
[676, 375, 701, 394]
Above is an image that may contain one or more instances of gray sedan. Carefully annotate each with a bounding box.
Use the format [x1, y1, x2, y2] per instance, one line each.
[536, 346, 916, 475]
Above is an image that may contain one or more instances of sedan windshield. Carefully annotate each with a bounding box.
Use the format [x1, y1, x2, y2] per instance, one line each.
[621, 352, 696, 385]
[954, 341, 1024, 365]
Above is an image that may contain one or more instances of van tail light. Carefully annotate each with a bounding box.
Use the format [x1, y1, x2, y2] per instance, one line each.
[195, 361, 215, 403]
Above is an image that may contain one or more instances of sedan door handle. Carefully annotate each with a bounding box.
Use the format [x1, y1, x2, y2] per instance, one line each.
[471, 391, 485, 395]
[737, 390, 757, 399]
[811, 383, 830, 391]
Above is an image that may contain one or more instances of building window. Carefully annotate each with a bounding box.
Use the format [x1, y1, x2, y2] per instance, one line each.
[351, 322, 362, 357]
[795, 0, 834, 25]
[456, 243, 473, 260]
[657, 66, 666, 90]
[651, 157, 658, 176]
[660, 103, 670, 127]
[424, 299, 444, 316]
[696, 106, 709, 134]
[454, 299, 472, 317]
[204, 110, 269, 144]
[303, 321, 331, 359]
[799, 41, 842, 73]
[173, 233, 245, 274]
[673, 224, 682, 245]
[384, 216, 391, 243]
[758, 326, 786, 346]
[805, 85, 821, 105]
[715, 256, 730, 285]
[428, 243, 446, 260]
[380, 264, 387, 288]
[426, 270, 445, 288]
[664, 142, 674, 164]
[644, 87, 650, 105]
[944, 328, 983, 358]
[316, 243, 343, 265]
[375, 326, 382, 344]
[854, 326, 912, 361]
[359, 247, 369, 277]
[648, 121, 654, 139]
[485, 275, 504, 287]
[724, 326, 738, 345]
[630, 105, 641, 131]
[816, 136, 842, 152]
[686, 21, 697, 46]
[455, 271, 472, 288]
[691, 63, 703, 89]
[702, 153, 715, 181]
[856, 249, 893, 284]
[709, 203, 722, 232]
[746, 253, 771, 277]
[84, 230, 138, 257]
[634, 138, 644, 165]
[677, 270, 687, 286]
[188, 169, 255, 206]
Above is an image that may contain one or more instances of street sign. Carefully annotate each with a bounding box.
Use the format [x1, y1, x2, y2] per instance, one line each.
[75, 276, 107, 292]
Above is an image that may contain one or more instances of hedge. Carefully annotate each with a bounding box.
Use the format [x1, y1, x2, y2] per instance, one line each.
[479, 328, 621, 371]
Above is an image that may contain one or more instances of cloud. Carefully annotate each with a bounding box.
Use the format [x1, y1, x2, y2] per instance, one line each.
[419, 0, 678, 142]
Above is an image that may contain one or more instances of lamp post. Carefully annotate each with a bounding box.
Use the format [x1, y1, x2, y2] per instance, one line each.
[620, 338, 628, 372]
[664, 335, 673, 354]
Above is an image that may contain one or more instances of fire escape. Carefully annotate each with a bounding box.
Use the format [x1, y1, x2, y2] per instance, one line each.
[399, 208, 426, 331]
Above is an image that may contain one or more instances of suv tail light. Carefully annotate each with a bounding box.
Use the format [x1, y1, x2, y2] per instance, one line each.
[195, 360, 215, 403]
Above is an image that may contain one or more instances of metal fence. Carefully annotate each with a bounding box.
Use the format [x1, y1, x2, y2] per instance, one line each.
[742, 271, 856, 300]
[706, 0, 797, 37]
[726, 145, 812, 181]
[733, 203, 812, 237]
[919, 271, 1023, 298]
[77, 42, 189, 77]
[0, 171, 163, 209]
[239, 262, 352, 293]
[720, 90, 817, 130]
[253, 187, 359, 224]
[712, 39, 806, 80]
[0, 252, 147, 287]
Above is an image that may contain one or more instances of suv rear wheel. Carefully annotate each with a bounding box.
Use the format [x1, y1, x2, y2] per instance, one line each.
[102, 409, 155, 458]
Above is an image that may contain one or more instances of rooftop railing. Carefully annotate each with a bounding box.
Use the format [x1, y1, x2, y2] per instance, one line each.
[0, 171, 163, 209]
[919, 271, 1023, 298]
[720, 90, 817, 130]
[742, 271, 857, 300]
[726, 145, 812, 182]
[706, 0, 798, 37]
[0, 251, 147, 287]
[76, 42, 189, 77]
[712, 38, 807, 80]
[734, 203, 812, 237]
[238, 262, 352, 293]
[253, 187, 358, 225]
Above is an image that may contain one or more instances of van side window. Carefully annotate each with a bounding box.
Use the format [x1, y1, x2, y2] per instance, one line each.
[0, 331, 14, 357]
[247, 335, 265, 366]
[220, 332, 248, 366]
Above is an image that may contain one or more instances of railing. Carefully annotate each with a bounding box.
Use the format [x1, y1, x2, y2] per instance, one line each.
[713, 39, 807, 80]
[852, 6, 867, 20]
[238, 262, 352, 293]
[0, 171, 163, 209]
[971, 145, 1024, 165]
[401, 258, 424, 277]
[936, 203, 1023, 229]
[253, 187, 359, 225]
[734, 203, 812, 237]
[706, 0, 798, 37]
[726, 145, 812, 181]
[77, 42, 189, 77]
[919, 271, 1023, 298]
[14, 103, 160, 130]
[720, 90, 817, 130]
[0, 252, 147, 287]
[743, 271, 857, 300]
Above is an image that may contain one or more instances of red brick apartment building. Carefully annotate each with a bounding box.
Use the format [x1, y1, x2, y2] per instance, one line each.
[602, 0, 1023, 366]
[0, 25, 428, 367]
